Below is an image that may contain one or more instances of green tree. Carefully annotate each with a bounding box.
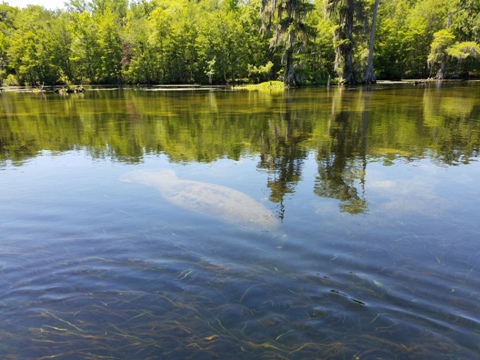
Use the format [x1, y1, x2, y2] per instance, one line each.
[146, 0, 199, 84]
[240, 0, 279, 83]
[91, 0, 128, 19]
[47, 12, 74, 84]
[261, 0, 315, 86]
[167, 1, 198, 83]
[375, 0, 411, 79]
[403, 0, 451, 78]
[68, 11, 102, 83]
[447, 41, 480, 77]
[7, 6, 62, 85]
[451, 0, 480, 43]
[327, 0, 365, 85]
[121, 1, 156, 83]
[363, 0, 379, 84]
[427, 29, 455, 78]
[66, 0, 126, 84]
[0, 4, 18, 84]
[2, 0, 479, 85]
[450, 0, 480, 77]
[197, 5, 246, 84]
[96, 8, 123, 83]
[297, 3, 335, 85]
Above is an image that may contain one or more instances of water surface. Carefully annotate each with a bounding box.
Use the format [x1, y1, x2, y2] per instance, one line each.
[1, 83, 479, 359]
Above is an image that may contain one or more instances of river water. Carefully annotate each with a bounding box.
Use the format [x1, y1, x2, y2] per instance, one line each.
[1, 83, 479, 359]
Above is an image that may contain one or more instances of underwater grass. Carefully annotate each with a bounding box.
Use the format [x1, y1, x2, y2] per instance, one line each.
[0, 251, 473, 360]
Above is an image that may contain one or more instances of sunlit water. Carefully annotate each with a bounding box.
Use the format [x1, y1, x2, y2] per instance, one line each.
[1, 83, 479, 359]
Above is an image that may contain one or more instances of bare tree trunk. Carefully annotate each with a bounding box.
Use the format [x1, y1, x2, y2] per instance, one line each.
[335, 0, 356, 85]
[453, 60, 460, 78]
[342, 47, 356, 84]
[284, 32, 298, 86]
[363, 0, 379, 84]
[436, 12, 452, 80]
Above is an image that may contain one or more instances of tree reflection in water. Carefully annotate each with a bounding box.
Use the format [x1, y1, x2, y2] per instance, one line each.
[315, 88, 368, 214]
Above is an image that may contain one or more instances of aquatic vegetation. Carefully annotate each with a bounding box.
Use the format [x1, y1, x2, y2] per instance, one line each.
[0, 247, 474, 359]
[236, 81, 286, 92]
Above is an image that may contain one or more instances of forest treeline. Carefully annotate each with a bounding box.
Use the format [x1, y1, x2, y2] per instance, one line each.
[0, 0, 479, 86]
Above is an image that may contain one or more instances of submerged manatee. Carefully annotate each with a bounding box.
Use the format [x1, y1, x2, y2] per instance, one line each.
[121, 169, 279, 231]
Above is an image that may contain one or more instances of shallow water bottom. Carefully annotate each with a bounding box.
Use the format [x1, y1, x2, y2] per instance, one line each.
[1, 152, 479, 359]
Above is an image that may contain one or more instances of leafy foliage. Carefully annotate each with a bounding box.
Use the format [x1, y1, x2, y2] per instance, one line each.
[0, 0, 479, 86]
